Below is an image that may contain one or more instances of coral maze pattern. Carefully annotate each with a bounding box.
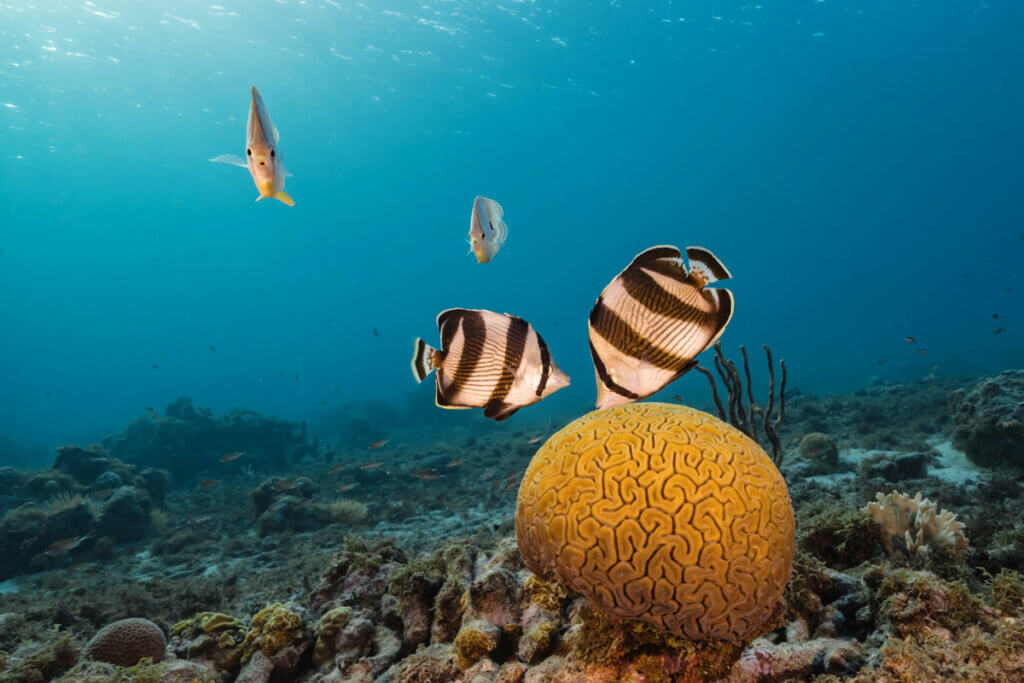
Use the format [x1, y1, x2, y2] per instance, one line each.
[516, 403, 795, 642]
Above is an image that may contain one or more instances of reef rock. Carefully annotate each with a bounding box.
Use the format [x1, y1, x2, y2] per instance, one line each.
[950, 370, 1024, 467]
[516, 403, 795, 641]
[102, 398, 310, 479]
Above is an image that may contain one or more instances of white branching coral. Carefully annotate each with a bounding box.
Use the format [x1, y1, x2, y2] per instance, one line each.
[862, 490, 968, 558]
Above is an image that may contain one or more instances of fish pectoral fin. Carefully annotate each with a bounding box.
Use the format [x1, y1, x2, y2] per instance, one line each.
[483, 400, 519, 422]
[280, 163, 293, 178]
[274, 191, 295, 207]
[209, 154, 248, 168]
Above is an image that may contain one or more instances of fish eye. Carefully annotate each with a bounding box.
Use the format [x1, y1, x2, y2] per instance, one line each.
[246, 148, 252, 156]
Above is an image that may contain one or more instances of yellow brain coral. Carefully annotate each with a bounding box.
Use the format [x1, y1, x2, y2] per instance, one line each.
[515, 403, 795, 642]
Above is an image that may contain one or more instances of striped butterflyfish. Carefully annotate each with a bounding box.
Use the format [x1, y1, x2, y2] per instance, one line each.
[411, 308, 569, 421]
[588, 245, 734, 409]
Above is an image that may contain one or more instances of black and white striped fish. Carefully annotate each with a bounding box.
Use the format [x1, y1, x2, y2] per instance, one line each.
[411, 309, 569, 421]
[588, 245, 734, 408]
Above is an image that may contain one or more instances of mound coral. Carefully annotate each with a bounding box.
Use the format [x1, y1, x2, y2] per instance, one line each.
[238, 602, 311, 678]
[862, 491, 968, 559]
[516, 402, 795, 642]
[83, 618, 166, 667]
[949, 370, 1024, 467]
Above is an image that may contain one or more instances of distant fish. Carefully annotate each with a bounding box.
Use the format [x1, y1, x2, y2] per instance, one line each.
[673, 394, 682, 402]
[368, 439, 390, 450]
[210, 86, 295, 206]
[151, 364, 160, 370]
[527, 436, 543, 445]
[46, 535, 91, 556]
[446, 458, 463, 468]
[199, 479, 221, 489]
[993, 327, 1005, 334]
[411, 308, 570, 421]
[329, 464, 350, 475]
[588, 245, 733, 409]
[361, 461, 384, 470]
[904, 337, 916, 344]
[220, 451, 245, 463]
[209, 345, 216, 351]
[914, 348, 930, 356]
[411, 468, 443, 480]
[337, 482, 358, 493]
[468, 196, 508, 263]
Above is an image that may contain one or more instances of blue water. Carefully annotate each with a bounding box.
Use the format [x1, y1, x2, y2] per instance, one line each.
[1, 0, 1022, 452]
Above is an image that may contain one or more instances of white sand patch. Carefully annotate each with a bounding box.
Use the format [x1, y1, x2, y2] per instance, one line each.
[928, 438, 984, 485]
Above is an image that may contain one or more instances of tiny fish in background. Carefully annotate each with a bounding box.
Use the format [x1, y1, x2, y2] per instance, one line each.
[337, 483, 358, 493]
[209, 345, 216, 351]
[468, 196, 508, 263]
[904, 337, 916, 344]
[329, 464, 350, 475]
[199, 479, 221, 489]
[46, 535, 91, 555]
[446, 458, 463, 468]
[411, 308, 570, 421]
[527, 436, 543, 444]
[411, 468, 443, 480]
[673, 394, 682, 401]
[151, 364, 159, 370]
[588, 245, 733, 409]
[210, 86, 295, 206]
[914, 348, 930, 355]
[361, 461, 384, 470]
[368, 439, 390, 450]
[220, 451, 246, 463]
[993, 327, 1005, 334]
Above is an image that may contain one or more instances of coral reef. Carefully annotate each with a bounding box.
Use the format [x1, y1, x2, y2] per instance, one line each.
[102, 397, 311, 476]
[949, 370, 1024, 467]
[797, 431, 840, 473]
[83, 617, 167, 666]
[516, 402, 795, 641]
[862, 491, 968, 560]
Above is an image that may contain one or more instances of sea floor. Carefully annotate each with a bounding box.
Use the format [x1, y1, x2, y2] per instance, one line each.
[1, 372, 1023, 681]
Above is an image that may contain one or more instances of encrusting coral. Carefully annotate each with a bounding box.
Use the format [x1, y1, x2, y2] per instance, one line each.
[862, 491, 968, 560]
[82, 617, 167, 667]
[516, 402, 795, 642]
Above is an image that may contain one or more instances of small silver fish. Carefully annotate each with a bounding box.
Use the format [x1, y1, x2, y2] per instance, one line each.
[468, 196, 507, 263]
[210, 86, 294, 206]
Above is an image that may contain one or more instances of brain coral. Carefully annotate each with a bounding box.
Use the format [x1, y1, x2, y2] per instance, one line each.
[84, 617, 167, 666]
[515, 402, 795, 642]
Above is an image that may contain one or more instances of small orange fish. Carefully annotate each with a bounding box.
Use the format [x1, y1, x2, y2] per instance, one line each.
[361, 461, 383, 470]
[199, 479, 221, 489]
[411, 468, 442, 480]
[368, 439, 390, 450]
[503, 474, 519, 490]
[46, 535, 91, 555]
[527, 436, 543, 445]
[446, 459, 464, 468]
[904, 337, 916, 344]
[89, 488, 113, 501]
[329, 464, 350, 475]
[337, 483, 358, 493]
[220, 451, 246, 463]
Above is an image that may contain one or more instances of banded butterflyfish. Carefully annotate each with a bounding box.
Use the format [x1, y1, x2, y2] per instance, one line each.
[411, 308, 569, 421]
[588, 245, 734, 409]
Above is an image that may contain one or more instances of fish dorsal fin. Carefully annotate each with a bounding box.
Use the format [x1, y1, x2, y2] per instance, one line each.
[624, 245, 689, 283]
[209, 154, 247, 168]
[685, 246, 731, 287]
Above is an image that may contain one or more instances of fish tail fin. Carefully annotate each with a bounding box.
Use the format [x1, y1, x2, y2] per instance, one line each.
[412, 338, 442, 383]
[274, 191, 295, 207]
[685, 246, 732, 287]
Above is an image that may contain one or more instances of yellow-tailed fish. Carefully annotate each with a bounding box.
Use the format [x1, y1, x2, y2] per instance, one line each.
[210, 86, 294, 206]
[468, 196, 507, 263]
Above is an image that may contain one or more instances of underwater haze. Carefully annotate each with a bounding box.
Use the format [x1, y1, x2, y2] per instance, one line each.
[1, 0, 1023, 448]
